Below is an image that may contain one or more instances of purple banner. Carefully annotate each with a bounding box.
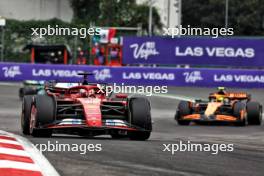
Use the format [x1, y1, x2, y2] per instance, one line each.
[0, 63, 264, 88]
[122, 36, 264, 66]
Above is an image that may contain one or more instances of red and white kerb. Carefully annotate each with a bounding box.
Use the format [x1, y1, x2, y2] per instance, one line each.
[0, 135, 43, 176]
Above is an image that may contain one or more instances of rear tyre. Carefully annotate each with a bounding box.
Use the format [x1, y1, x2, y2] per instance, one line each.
[233, 102, 246, 126]
[30, 95, 55, 137]
[21, 95, 33, 135]
[19, 88, 24, 100]
[128, 98, 152, 140]
[23, 87, 38, 96]
[247, 102, 262, 125]
[176, 101, 191, 126]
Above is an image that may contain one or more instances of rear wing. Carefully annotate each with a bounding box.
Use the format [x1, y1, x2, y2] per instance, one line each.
[23, 80, 45, 86]
[209, 92, 251, 100]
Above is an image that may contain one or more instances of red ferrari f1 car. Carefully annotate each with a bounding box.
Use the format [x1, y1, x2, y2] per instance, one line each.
[175, 87, 262, 126]
[21, 73, 152, 140]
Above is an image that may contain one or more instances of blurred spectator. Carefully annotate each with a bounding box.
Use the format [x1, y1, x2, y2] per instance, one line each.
[77, 47, 87, 65]
[92, 43, 105, 65]
[110, 47, 119, 60]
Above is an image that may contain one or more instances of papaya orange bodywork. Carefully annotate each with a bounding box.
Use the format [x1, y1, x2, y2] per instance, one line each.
[215, 115, 237, 121]
[204, 102, 222, 116]
[183, 114, 201, 120]
[182, 114, 238, 121]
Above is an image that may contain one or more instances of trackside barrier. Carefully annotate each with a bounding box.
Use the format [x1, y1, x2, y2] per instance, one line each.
[0, 62, 264, 88]
[122, 36, 264, 67]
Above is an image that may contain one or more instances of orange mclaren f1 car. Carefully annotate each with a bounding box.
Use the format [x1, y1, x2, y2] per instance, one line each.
[175, 87, 262, 126]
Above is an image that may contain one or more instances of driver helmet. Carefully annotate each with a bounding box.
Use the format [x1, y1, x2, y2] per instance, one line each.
[217, 87, 226, 95]
[80, 89, 88, 97]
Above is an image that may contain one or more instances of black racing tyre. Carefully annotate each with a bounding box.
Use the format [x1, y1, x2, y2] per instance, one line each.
[19, 88, 24, 100]
[176, 101, 191, 126]
[21, 95, 33, 135]
[30, 95, 55, 137]
[128, 97, 152, 140]
[233, 102, 246, 126]
[178, 101, 191, 115]
[23, 87, 38, 96]
[247, 102, 262, 125]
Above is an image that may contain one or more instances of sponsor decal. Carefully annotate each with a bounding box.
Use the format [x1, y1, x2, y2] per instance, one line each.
[175, 47, 255, 58]
[1, 63, 264, 88]
[183, 71, 203, 83]
[123, 72, 175, 81]
[123, 37, 263, 66]
[214, 74, 264, 83]
[32, 69, 82, 77]
[93, 69, 112, 81]
[130, 41, 159, 60]
[2, 66, 22, 78]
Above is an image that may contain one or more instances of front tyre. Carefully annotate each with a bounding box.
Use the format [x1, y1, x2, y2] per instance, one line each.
[30, 95, 55, 137]
[176, 101, 191, 126]
[128, 97, 152, 140]
[21, 95, 33, 135]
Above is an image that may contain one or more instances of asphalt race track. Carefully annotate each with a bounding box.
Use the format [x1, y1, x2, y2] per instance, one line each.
[0, 84, 264, 176]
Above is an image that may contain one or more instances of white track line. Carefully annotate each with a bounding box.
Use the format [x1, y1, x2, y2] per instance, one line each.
[153, 93, 197, 102]
[0, 130, 60, 176]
